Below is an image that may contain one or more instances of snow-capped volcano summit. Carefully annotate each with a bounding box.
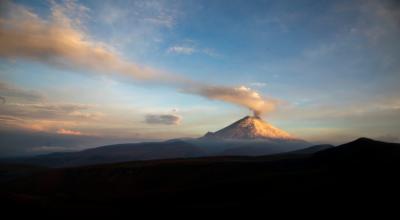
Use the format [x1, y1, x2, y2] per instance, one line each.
[203, 116, 297, 140]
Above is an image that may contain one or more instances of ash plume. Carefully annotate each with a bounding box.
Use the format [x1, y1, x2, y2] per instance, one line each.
[184, 85, 277, 117]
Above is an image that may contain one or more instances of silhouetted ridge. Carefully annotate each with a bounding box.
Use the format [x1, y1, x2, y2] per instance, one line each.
[313, 137, 400, 165]
[350, 137, 383, 144]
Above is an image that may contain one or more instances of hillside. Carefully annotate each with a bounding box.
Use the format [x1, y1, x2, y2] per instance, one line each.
[1, 137, 399, 216]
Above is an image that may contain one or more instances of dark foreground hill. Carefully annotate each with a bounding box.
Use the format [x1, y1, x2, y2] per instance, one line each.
[0, 137, 399, 216]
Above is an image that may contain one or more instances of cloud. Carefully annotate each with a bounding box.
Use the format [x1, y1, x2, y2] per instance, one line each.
[167, 46, 195, 55]
[145, 114, 181, 125]
[68, 110, 104, 120]
[0, 1, 168, 82]
[250, 82, 267, 87]
[0, 102, 97, 120]
[201, 48, 221, 58]
[0, 82, 104, 133]
[129, 0, 177, 28]
[358, 0, 400, 42]
[0, 103, 103, 133]
[57, 128, 82, 135]
[184, 85, 277, 117]
[0, 1, 278, 119]
[0, 80, 45, 102]
[166, 43, 221, 57]
[0, 115, 24, 125]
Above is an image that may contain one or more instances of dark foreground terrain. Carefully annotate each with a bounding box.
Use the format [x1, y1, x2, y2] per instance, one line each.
[1, 137, 399, 216]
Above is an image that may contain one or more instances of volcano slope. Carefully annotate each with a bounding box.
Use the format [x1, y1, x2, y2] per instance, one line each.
[0, 137, 399, 215]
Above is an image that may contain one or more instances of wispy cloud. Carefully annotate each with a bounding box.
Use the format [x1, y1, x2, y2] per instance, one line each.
[0, 80, 45, 103]
[57, 128, 82, 136]
[166, 41, 221, 57]
[0, 1, 167, 82]
[0, 80, 104, 134]
[356, 0, 400, 42]
[99, 0, 178, 28]
[96, 0, 180, 52]
[167, 46, 195, 55]
[0, 102, 100, 120]
[249, 82, 267, 87]
[201, 48, 222, 58]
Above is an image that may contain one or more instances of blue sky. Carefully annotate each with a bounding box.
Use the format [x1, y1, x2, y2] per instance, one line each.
[0, 0, 399, 156]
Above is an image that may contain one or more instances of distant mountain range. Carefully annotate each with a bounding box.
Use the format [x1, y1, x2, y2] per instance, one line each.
[2, 116, 311, 167]
[1, 137, 399, 216]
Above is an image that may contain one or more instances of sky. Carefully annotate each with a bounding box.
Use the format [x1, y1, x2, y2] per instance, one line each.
[0, 0, 399, 156]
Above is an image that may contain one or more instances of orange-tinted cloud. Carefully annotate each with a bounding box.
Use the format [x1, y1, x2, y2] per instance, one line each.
[0, 1, 166, 81]
[0, 1, 279, 118]
[57, 128, 82, 135]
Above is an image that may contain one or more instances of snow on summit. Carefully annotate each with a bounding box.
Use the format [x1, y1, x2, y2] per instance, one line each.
[203, 116, 297, 140]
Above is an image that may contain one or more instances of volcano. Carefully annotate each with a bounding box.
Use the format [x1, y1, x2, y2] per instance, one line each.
[202, 116, 298, 140]
[197, 116, 308, 155]
[5, 116, 310, 167]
